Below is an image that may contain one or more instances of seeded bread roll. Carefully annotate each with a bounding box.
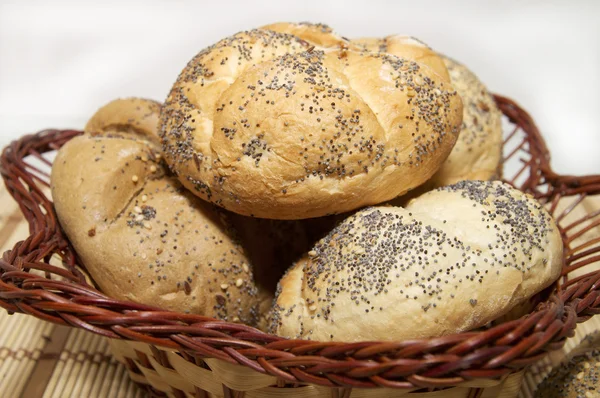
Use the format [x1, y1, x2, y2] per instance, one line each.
[355, 38, 502, 191]
[535, 333, 600, 398]
[431, 56, 503, 185]
[52, 131, 263, 325]
[269, 180, 562, 341]
[159, 27, 462, 219]
[85, 98, 162, 145]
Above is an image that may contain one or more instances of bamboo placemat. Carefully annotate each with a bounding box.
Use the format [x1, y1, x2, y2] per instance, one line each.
[1, 180, 599, 398]
[0, 185, 144, 398]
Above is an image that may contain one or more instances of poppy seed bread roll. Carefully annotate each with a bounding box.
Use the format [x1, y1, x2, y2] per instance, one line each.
[52, 100, 265, 325]
[159, 27, 463, 219]
[269, 181, 562, 341]
[434, 55, 503, 185]
[356, 35, 502, 191]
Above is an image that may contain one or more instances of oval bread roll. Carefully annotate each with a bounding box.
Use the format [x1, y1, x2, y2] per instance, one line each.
[159, 27, 463, 219]
[269, 180, 562, 341]
[52, 102, 264, 325]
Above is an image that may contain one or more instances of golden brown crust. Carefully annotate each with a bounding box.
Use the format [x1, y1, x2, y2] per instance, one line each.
[353, 36, 450, 82]
[85, 97, 162, 144]
[52, 101, 264, 325]
[269, 181, 562, 342]
[159, 27, 463, 219]
[260, 22, 348, 48]
[429, 56, 503, 186]
[355, 40, 502, 194]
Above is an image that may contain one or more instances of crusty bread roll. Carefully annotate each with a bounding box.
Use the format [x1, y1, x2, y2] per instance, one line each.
[355, 35, 502, 192]
[52, 104, 264, 325]
[85, 98, 162, 144]
[535, 334, 600, 398]
[269, 180, 562, 341]
[159, 27, 463, 219]
[431, 56, 503, 185]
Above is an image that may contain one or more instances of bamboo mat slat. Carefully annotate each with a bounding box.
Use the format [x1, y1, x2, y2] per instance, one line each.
[0, 184, 143, 398]
[0, 181, 599, 398]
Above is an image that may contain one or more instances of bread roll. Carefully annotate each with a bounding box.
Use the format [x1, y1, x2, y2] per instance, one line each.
[431, 56, 503, 185]
[85, 97, 162, 145]
[52, 106, 263, 325]
[356, 36, 502, 191]
[269, 180, 562, 341]
[159, 27, 463, 219]
[535, 334, 600, 398]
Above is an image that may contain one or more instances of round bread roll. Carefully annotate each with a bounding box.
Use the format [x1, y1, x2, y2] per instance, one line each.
[159, 27, 463, 219]
[356, 35, 502, 193]
[51, 134, 263, 325]
[85, 97, 162, 144]
[535, 334, 600, 398]
[269, 180, 562, 341]
[437, 56, 503, 183]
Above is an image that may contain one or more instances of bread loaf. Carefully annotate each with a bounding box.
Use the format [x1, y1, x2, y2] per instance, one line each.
[269, 180, 562, 341]
[159, 26, 463, 219]
[52, 101, 264, 325]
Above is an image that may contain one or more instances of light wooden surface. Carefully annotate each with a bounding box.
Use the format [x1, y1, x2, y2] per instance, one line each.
[1, 181, 599, 398]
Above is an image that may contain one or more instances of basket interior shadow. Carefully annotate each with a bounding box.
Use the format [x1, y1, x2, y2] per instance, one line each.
[1, 95, 600, 397]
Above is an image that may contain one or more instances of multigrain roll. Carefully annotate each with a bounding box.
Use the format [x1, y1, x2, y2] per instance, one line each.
[52, 104, 264, 325]
[159, 27, 463, 219]
[355, 36, 502, 190]
[269, 180, 562, 341]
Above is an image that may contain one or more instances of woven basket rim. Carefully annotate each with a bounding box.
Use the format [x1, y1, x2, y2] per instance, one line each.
[1, 94, 600, 390]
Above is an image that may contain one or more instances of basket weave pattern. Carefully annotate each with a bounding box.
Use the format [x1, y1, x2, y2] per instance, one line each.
[1, 95, 600, 397]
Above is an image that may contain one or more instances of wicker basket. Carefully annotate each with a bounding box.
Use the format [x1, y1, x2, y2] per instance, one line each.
[1, 95, 600, 398]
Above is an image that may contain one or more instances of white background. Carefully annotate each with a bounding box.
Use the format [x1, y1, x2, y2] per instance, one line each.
[1, 0, 598, 176]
